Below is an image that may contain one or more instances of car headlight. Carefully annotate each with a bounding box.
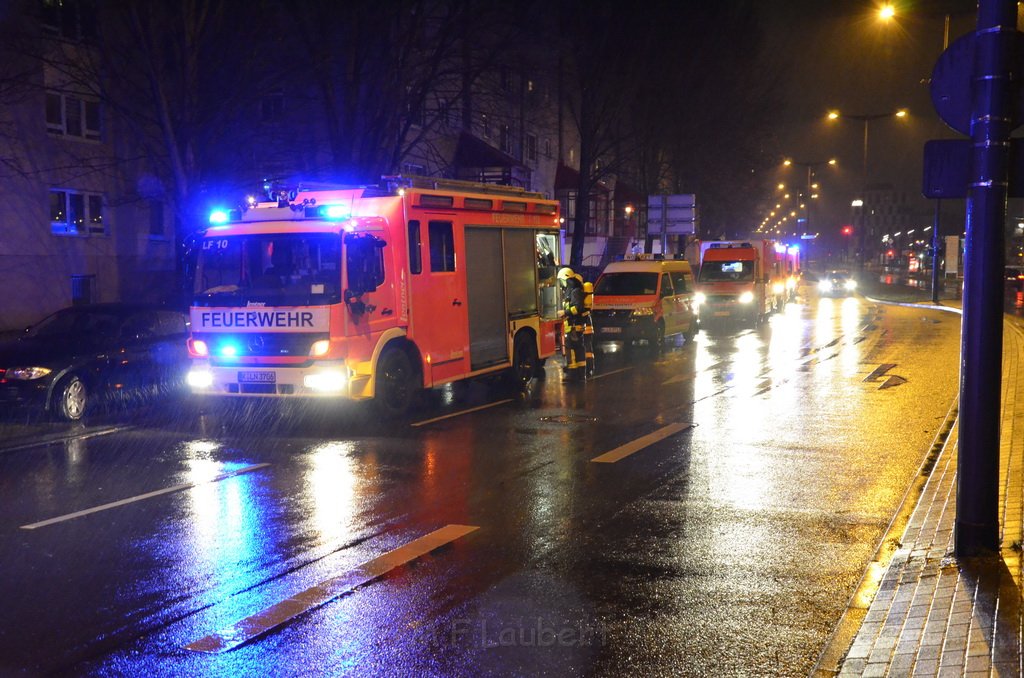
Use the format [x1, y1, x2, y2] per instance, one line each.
[694, 292, 706, 305]
[631, 307, 655, 316]
[772, 282, 785, 295]
[844, 279, 857, 290]
[738, 291, 755, 304]
[818, 280, 834, 292]
[3, 366, 52, 380]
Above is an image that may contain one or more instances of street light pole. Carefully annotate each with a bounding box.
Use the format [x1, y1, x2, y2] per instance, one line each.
[827, 109, 908, 268]
[930, 15, 951, 304]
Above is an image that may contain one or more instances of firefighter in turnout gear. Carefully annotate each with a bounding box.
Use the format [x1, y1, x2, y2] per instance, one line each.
[581, 279, 595, 377]
[558, 267, 587, 382]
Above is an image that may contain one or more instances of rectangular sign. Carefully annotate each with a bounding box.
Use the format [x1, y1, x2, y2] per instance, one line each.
[191, 306, 330, 333]
[648, 194, 696, 235]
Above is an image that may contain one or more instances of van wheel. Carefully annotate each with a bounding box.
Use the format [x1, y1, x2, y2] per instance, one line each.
[375, 348, 416, 416]
[508, 333, 539, 387]
[684, 319, 698, 342]
[53, 375, 88, 421]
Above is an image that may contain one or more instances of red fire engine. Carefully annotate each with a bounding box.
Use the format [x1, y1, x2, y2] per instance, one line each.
[186, 176, 563, 415]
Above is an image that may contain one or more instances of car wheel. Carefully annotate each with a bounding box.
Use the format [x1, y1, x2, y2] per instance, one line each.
[374, 348, 416, 417]
[508, 332, 539, 387]
[54, 375, 87, 421]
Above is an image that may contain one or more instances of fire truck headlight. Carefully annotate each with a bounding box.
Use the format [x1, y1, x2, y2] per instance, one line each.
[844, 279, 858, 291]
[818, 280, 834, 292]
[188, 338, 209, 357]
[739, 291, 755, 304]
[772, 282, 785, 295]
[187, 370, 214, 389]
[310, 340, 330, 357]
[304, 370, 347, 392]
[630, 307, 654, 317]
[694, 292, 706, 306]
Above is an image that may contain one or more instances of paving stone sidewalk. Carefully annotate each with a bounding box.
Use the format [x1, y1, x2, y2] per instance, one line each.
[834, 314, 1024, 677]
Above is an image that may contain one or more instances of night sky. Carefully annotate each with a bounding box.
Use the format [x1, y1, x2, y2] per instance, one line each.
[759, 0, 981, 243]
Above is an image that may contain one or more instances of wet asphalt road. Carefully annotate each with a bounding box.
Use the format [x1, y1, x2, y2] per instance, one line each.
[0, 286, 962, 676]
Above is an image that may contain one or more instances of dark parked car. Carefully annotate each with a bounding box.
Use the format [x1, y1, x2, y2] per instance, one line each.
[0, 303, 190, 421]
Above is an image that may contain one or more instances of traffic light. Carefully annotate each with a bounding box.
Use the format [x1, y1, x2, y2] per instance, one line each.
[841, 225, 854, 236]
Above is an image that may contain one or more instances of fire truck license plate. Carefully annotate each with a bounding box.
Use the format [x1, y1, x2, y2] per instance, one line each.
[238, 371, 276, 383]
[600, 326, 622, 333]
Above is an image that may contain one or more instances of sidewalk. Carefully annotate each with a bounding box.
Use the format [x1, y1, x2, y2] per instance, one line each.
[815, 278, 1024, 676]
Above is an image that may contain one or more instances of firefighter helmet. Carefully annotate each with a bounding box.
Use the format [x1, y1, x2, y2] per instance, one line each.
[557, 267, 575, 281]
[583, 281, 594, 293]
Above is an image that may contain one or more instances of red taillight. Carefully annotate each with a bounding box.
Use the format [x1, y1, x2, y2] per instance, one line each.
[188, 338, 209, 357]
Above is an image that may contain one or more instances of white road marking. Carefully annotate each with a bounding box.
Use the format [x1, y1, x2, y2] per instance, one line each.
[185, 524, 480, 654]
[411, 399, 514, 427]
[20, 463, 270, 530]
[590, 422, 692, 463]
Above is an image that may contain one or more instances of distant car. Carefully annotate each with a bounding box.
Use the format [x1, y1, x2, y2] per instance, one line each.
[817, 270, 857, 297]
[0, 303, 190, 421]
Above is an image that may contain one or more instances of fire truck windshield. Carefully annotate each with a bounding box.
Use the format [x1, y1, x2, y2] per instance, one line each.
[698, 260, 754, 282]
[194, 233, 342, 305]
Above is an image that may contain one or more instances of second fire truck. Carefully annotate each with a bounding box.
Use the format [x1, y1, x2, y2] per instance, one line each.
[186, 176, 563, 415]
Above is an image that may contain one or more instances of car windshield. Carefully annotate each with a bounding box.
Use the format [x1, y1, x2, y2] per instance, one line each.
[698, 260, 754, 282]
[827, 270, 851, 280]
[194, 233, 342, 306]
[27, 309, 120, 340]
[594, 272, 659, 296]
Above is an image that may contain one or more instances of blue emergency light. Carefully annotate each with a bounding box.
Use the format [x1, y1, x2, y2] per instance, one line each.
[209, 209, 230, 224]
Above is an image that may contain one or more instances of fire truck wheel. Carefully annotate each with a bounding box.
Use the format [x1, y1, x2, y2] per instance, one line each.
[509, 333, 538, 387]
[53, 375, 87, 421]
[375, 348, 416, 416]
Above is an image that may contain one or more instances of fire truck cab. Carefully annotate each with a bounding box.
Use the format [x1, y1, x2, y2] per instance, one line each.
[186, 176, 563, 415]
[695, 240, 789, 327]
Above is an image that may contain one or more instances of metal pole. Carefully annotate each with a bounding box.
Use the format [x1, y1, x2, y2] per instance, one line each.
[931, 199, 942, 303]
[930, 16, 951, 305]
[859, 120, 869, 269]
[806, 165, 812, 235]
[956, 0, 1014, 557]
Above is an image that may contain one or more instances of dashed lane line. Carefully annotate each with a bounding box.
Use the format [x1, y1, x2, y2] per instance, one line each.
[185, 523, 480, 654]
[590, 422, 692, 463]
[19, 463, 270, 530]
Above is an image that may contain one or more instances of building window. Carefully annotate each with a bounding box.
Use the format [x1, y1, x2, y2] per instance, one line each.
[71, 274, 95, 305]
[51, 189, 104, 236]
[526, 134, 537, 162]
[46, 91, 101, 140]
[544, 139, 552, 158]
[41, 0, 97, 41]
[482, 114, 490, 139]
[501, 125, 513, 154]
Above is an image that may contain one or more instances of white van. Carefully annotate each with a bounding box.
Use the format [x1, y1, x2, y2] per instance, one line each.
[591, 256, 698, 349]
